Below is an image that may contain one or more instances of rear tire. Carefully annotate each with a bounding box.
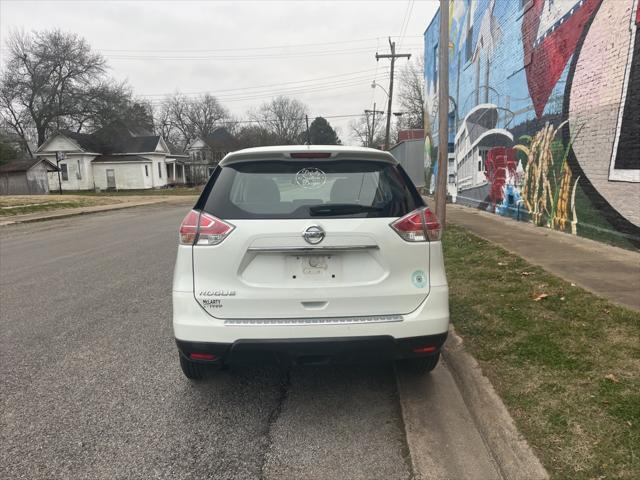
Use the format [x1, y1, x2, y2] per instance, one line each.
[398, 353, 440, 374]
[179, 355, 207, 380]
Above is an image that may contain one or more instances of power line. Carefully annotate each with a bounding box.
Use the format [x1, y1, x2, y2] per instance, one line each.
[185, 113, 371, 126]
[144, 75, 390, 104]
[105, 45, 422, 61]
[137, 68, 390, 97]
[397, 1, 412, 46]
[144, 74, 392, 105]
[397, 1, 415, 51]
[96, 35, 424, 53]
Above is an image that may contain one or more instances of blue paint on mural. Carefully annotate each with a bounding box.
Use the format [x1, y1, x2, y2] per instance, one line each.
[424, 0, 640, 248]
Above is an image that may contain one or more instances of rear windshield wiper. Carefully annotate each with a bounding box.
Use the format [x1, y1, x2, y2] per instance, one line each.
[309, 203, 385, 216]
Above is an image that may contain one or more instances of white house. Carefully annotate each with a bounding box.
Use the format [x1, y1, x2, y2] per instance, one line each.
[36, 122, 188, 191]
[185, 127, 238, 184]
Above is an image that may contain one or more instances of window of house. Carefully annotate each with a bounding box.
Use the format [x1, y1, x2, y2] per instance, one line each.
[158, 162, 162, 178]
[76, 160, 82, 180]
[60, 163, 68, 181]
[145, 165, 149, 177]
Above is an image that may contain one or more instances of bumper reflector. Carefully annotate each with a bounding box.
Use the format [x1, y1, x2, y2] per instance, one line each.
[189, 353, 217, 361]
[413, 345, 437, 354]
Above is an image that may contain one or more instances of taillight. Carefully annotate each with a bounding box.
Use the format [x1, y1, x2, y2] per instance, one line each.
[179, 210, 234, 246]
[390, 207, 441, 242]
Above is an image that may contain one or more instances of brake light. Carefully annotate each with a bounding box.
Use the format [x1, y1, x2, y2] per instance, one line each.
[179, 210, 235, 246]
[390, 207, 441, 242]
[289, 152, 332, 158]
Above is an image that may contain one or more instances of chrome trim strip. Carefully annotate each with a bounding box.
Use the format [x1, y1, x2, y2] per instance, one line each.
[247, 245, 379, 253]
[224, 314, 403, 326]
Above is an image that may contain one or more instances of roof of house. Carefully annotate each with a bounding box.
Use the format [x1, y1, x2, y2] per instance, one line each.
[197, 127, 238, 151]
[91, 154, 151, 163]
[60, 130, 104, 152]
[44, 121, 163, 155]
[0, 158, 59, 173]
[108, 135, 160, 154]
[166, 141, 189, 157]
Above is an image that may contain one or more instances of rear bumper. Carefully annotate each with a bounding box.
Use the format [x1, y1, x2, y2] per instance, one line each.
[173, 285, 450, 344]
[177, 333, 447, 366]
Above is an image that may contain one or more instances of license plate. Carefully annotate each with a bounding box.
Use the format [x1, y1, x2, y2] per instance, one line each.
[286, 255, 339, 281]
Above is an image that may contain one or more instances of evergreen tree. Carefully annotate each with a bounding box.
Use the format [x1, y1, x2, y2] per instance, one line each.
[307, 117, 341, 145]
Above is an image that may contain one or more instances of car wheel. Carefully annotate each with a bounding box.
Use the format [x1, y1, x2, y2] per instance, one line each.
[398, 352, 440, 374]
[179, 355, 207, 380]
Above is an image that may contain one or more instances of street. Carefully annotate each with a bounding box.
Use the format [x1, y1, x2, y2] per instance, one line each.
[0, 202, 412, 479]
[0, 203, 507, 480]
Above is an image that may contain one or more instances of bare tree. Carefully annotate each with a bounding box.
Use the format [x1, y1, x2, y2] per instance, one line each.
[235, 124, 275, 148]
[155, 92, 230, 149]
[397, 57, 425, 130]
[250, 96, 307, 145]
[0, 29, 111, 153]
[186, 94, 229, 140]
[65, 82, 154, 133]
[349, 111, 385, 148]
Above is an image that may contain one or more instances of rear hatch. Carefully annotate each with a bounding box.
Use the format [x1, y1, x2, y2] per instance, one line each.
[189, 152, 432, 319]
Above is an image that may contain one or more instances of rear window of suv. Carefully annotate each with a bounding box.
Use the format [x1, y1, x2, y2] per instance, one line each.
[199, 160, 423, 219]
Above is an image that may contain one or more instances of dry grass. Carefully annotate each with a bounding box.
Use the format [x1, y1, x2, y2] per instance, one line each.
[0, 195, 125, 216]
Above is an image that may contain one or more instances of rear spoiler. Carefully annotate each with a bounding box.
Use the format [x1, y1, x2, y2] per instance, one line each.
[220, 150, 398, 167]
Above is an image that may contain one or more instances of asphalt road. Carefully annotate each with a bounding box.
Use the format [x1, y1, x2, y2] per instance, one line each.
[0, 203, 413, 480]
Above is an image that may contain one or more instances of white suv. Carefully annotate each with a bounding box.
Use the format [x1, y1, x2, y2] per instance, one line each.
[173, 146, 449, 379]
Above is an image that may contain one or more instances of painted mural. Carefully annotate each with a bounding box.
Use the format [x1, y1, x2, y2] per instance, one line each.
[424, 0, 640, 248]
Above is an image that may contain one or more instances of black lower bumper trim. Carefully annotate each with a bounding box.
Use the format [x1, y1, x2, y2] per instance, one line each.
[176, 333, 447, 366]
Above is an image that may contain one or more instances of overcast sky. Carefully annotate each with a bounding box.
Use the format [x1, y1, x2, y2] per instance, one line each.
[0, 0, 437, 144]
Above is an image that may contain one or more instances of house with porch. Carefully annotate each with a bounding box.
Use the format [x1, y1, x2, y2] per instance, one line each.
[36, 122, 188, 191]
[185, 127, 238, 184]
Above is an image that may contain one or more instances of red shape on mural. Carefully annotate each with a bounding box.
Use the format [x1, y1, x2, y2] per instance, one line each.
[522, 0, 602, 118]
[485, 147, 517, 207]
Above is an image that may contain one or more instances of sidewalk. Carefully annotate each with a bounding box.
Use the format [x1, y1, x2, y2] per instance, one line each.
[0, 195, 197, 227]
[446, 203, 640, 311]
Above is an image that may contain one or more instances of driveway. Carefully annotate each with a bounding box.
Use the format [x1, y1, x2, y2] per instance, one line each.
[0, 202, 509, 480]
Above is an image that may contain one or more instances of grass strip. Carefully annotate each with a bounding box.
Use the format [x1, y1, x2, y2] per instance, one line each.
[443, 225, 639, 480]
[0, 196, 123, 216]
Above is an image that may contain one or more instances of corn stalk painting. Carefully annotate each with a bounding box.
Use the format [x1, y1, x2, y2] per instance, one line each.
[514, 122, 581, 232]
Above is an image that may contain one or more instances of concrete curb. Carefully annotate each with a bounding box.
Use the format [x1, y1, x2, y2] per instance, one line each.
[0, 198, 193, 227]
[441, 328, 549, 480]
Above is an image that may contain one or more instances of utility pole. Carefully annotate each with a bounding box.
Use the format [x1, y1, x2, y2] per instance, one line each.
[305, 115, 310, 144]
[364, 102, 384, 147]
[435, 0, 450, 227]
[376, 37, 411, 150]
[55, 151, 64, 195]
